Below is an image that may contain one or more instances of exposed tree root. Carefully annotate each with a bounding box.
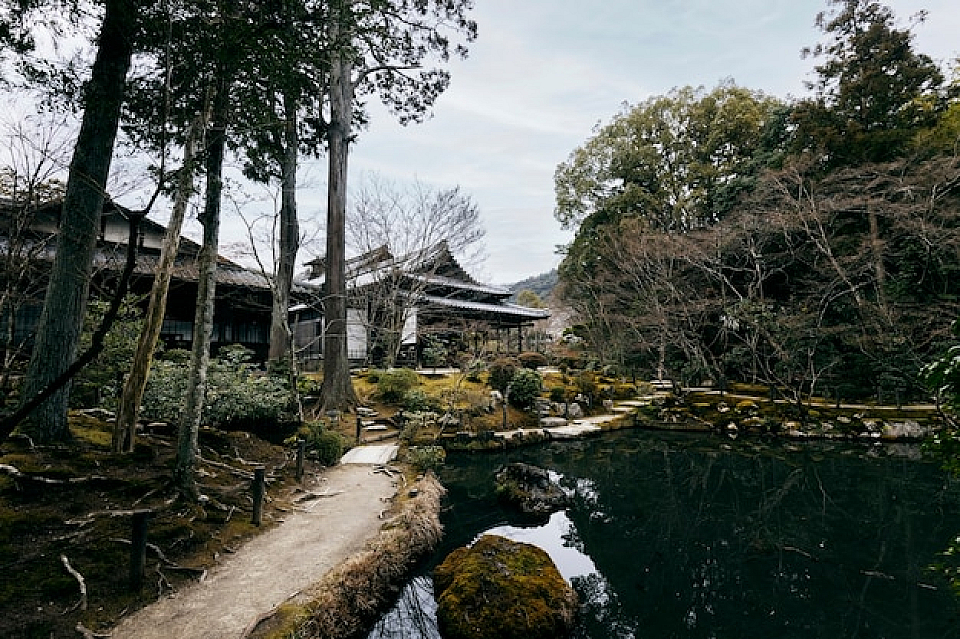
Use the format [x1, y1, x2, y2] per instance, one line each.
[61, 555, 87, 612]
[0, 464, 110, 485]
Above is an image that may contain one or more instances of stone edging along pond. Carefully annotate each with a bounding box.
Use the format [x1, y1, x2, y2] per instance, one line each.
[439, 392, 946, 451]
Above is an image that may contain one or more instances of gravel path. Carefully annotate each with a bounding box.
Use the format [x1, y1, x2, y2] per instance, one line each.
[110, 464, 397, 639]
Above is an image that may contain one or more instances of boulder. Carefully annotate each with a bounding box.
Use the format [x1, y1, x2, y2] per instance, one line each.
[495, 462, 568, 516]
[434, 535, 577, 639]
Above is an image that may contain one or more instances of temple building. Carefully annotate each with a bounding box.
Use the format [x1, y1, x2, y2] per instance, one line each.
[291, 241, 549, 368]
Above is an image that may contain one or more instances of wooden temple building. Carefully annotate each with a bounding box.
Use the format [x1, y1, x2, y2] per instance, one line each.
[0, 198, 273, 362]
[291, 241, 549, 368]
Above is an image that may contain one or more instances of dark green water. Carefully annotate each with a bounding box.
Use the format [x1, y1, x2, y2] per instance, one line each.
[369, 431, 960, 638]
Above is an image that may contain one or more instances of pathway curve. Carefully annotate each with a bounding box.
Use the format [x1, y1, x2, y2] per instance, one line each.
[110, 461, 397, 639]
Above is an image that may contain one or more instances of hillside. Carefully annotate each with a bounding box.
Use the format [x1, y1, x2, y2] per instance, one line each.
[508, 269, 558, 302]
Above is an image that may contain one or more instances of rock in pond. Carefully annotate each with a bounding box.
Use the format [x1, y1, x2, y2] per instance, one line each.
[433, 534, 577, 639]
[494, 462, 568, 516]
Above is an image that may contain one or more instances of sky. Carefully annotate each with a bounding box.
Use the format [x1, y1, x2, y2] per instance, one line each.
[317, 0, 960, 285]
[4, 1, 958, 286]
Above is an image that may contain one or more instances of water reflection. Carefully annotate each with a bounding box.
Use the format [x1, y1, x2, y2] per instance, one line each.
[370, 432, 960, 639]
[487, 511, 598, 581]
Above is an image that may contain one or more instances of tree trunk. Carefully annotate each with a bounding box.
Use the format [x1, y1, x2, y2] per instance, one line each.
[174, 81, 228, 496]
[268, 90, 300, 364]
[114, 122, 199, 453]
[320, 4, 358, 411]
[867, 200, 888, 315]
[18, 0, 135, 443]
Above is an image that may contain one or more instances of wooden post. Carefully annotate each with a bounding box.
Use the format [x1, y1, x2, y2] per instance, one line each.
[295, 438, 305, 481]
[130, 510, 151, 591]
[355, 415, 362, 445]
[251, 467, 265, 526]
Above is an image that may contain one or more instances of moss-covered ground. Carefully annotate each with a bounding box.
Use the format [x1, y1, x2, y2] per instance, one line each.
[0, 415, 302, 638]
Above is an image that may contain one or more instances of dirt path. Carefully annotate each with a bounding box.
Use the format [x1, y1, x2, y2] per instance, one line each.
[110, 463, 397, 639]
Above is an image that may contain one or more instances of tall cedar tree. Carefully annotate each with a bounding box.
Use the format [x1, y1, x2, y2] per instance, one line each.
[794, 0, 944, 167]
[318, 0, 476, 411]
[17, 0, 138, 443]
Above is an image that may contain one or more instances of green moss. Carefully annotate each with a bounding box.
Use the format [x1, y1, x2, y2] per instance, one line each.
[434, 535, 577, 639]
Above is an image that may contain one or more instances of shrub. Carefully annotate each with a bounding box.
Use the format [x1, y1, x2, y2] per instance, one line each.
[611, 383, 638, 399]
[575, 371, 599, 404]
[289, 421, 344, 466]
[405, 445, 446, 473]
[518, 351, 548, 370]
[509, 368, 542, 409]
[402, 389, 441, 413]
[73, 296, 144, 409]
[313, 429, 344, 466]
[377, 368, 420, 403]
[141, 346, 293, 433]
[548, 386, 566, 403]
[487, 357, 518, 393]
[421, 336, 448, 368]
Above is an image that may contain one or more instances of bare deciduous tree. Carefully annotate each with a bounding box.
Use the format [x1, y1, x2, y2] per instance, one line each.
[345, 174, 485, 367]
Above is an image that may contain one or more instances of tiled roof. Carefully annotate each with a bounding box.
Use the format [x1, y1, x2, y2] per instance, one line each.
[419, 294, 550, 320]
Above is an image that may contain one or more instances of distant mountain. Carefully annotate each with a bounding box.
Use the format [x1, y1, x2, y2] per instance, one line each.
[508, 269, 558, 302]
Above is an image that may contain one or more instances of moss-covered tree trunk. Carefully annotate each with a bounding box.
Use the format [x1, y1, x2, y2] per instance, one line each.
[18, 0, 135, 443]
[174, 82, 228, 496]
[114, 122, 199, 453]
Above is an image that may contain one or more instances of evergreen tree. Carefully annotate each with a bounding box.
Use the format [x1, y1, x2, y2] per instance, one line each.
[794, 0, 944, 167]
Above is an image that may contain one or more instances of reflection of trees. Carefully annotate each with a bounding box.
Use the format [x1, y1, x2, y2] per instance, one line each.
[558, 434, 960, 638]
[367, 576, 440, 639]
[371, 437, 960, 638]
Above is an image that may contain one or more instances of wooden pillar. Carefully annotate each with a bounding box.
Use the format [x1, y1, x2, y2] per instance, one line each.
[130, 510, 151, 591]
[251, 467, 265, 526]
[295, 438, 306, 481]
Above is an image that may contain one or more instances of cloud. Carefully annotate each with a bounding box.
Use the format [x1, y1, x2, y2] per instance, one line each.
[337, 0, 960, 284]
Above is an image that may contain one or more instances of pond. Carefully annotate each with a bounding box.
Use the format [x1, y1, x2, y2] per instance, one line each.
[368, 431, 960, 638]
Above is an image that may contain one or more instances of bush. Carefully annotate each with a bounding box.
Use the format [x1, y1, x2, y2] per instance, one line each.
[487, 358, 518, 393]
[548, 386, 566, 403]
[421, 336, 448, 368]
[402, 389, 441, 413]
[575, 371, 599, 404]
[518, 351, 548, 370]
[509, 368, 542, 409]
[73, 296, 144, 409]
[141, 346, 293, 433]
[377, 368, 420, 403]
[405, 445, 446, 473]
[290, 421, 344, 466]
[313, 429, 344, 466]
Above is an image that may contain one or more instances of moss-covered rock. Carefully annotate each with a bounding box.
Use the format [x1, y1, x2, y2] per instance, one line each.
[434, 535, 577, 639]
[494, 462, 568, 517]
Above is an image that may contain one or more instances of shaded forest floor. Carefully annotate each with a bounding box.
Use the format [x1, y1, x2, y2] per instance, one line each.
[0, 414, 306, 639]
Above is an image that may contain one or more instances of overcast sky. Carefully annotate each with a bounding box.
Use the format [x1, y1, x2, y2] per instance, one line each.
[310, 0, 959, 285]
[7, 1, 956, 286]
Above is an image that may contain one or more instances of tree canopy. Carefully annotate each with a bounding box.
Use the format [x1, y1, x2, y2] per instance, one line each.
[554, 0, 960, 401]
[793, 0, 945, 167]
